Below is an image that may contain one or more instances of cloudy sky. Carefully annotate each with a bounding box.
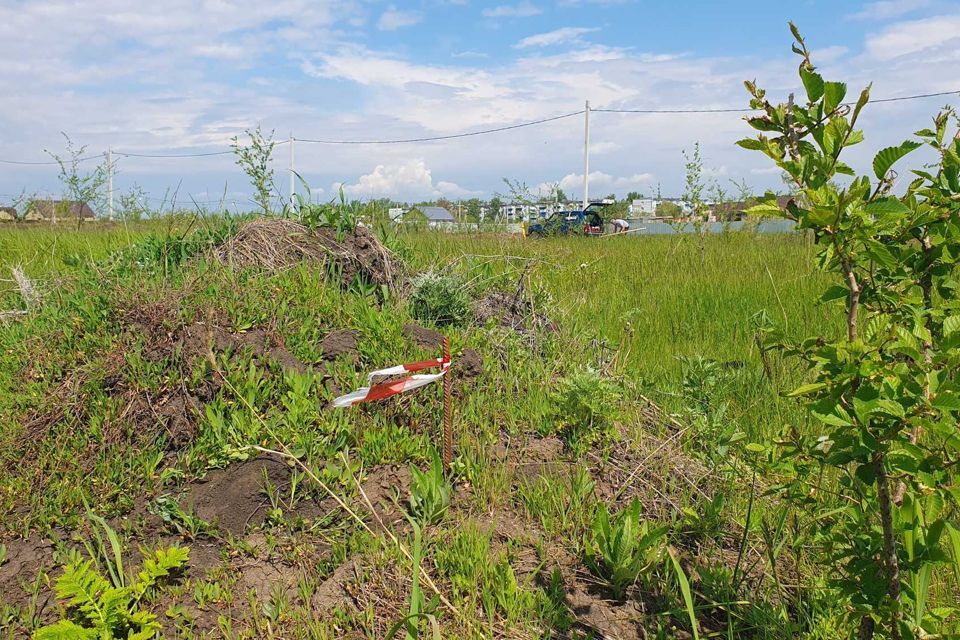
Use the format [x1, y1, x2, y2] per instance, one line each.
[1, 0, 958, 208]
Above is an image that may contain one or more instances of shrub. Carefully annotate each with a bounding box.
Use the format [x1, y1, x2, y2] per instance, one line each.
[409, 271, 470, 327]
[585, 499, 667, 599]
[551, 368, 619, 453]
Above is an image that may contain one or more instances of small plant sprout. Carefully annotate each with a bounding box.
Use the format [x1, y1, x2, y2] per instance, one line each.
[35, 545, 189, 639]
[408, 451, 452, 527]
[585, 499, 668, 599]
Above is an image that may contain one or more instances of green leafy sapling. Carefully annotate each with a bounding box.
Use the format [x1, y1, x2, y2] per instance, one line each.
[231, 125, 277, 215]
[742, 23, 960, 639]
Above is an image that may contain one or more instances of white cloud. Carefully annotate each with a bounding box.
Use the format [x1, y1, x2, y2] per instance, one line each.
[545, 171, 655, 198]
[749, 166, 782, 176]
[377, 6, 422, 31]
[847, 0, 930, 21]
[865, 14, 960, 60]
[515, 27, 600, 48]
[590, 141, 620, 154]
[336, 159, 480, 200]
[482, 2, 542, 18]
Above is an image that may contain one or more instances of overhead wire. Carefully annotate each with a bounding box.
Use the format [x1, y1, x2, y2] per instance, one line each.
[0, 88, 956, 165]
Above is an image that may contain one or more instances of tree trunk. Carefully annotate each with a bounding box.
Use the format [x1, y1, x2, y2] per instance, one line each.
[874, 452, 903, 640]
[844, 261, 860, 341]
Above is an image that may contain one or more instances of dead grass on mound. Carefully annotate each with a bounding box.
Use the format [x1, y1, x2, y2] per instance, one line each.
[213, 219, 399, 290]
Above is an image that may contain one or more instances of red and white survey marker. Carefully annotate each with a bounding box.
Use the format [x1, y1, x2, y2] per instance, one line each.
[331, 354, 451, 408]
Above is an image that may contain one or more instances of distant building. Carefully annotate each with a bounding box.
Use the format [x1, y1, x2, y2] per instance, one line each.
[499, 201, 576, 223]
[419, 206, 455, 226]
[24, 199, 96, 222]
[388, 207, 405, 222]
[0, 207, 15, 222]
[628, 198, 658, 217]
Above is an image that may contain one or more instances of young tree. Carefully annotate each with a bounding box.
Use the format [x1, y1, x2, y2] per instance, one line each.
[231, 125, 277, 214]
[45, 133, 108, 226]
[682, 142, 708, 261]
[744, 24, 960, 639]
[488, 196, 503, 222]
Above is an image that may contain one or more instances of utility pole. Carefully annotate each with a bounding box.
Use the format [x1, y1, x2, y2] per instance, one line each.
[582, 100, 590, 211]
[288, 132, 295, 212]
[106, 148, 113, 221]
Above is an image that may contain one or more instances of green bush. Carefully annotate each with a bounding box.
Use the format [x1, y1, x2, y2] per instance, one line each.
[408, 271, 470, 327]
[551, 368, 619, 453]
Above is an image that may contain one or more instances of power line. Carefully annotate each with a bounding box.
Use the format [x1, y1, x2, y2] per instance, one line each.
[0, 89, 956, 165]
[595, 88, 960, 114]
[0, 154, 102, 166]
[116, 139, 289, 159]
[117, 150, 234, 158]
[293, 110, 585, 144]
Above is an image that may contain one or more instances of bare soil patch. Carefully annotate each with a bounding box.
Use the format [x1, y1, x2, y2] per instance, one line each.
[180, 456, 291, 536]
[0, 534, 57, 617]
[321, 328, 359, 361]
[403, 321, 444, 350]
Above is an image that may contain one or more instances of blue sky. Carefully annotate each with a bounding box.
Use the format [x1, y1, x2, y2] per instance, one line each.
[1, 0, 958, 209]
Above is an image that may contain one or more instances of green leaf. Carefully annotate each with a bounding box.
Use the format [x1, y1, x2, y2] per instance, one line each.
[800, 67, 824, 102]
[874, 141, 922, 179]
[942, 315, 960, 337]
[823, 82, 847, 113]
[34, 620, 99, 640]
[668, 547, 700, 640]
[786, 382, 828, 397]
[932, 393, 960, 411]
[735, 138, 765, 151]
[864, 197, 911, 217]
[820, 285, 849, 303]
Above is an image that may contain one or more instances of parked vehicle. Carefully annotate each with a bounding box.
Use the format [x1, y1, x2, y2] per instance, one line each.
[524, 202, 608, 237]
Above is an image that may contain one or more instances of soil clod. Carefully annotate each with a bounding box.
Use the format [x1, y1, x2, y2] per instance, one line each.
[403, 322, 444, 350]
[321, 329, 359, 361]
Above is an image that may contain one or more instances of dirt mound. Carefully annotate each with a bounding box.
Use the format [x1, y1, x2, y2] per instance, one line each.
[403, 322, 444, 350]
[213, 219, 399, 290]
[180, 456, 291, 536]
[473, 290, 554, 333]
[321, 329, 358, 361]
[454, 348, 482, 380]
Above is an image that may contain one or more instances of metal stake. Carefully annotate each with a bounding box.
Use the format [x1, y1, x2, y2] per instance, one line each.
[442, 336, 453, 472]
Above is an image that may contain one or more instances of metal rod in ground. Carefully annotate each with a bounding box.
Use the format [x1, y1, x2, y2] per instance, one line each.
[442, 336, 453, 472]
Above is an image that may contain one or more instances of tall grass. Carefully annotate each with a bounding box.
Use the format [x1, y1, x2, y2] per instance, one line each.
[402, 230, 835, 441]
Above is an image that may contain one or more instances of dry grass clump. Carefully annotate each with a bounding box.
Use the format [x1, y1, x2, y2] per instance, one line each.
[213, 219, 399, 290]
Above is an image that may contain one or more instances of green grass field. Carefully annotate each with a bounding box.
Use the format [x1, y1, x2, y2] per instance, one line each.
[0, 220, 954, 639]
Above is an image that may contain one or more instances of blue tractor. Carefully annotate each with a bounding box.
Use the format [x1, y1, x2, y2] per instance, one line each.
[523, 202, 608, 238]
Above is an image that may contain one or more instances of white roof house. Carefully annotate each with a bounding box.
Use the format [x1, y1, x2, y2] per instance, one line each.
[420, 206, 456, 224]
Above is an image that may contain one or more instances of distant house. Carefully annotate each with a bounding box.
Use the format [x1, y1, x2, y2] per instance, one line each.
[0, 207, 16, 222]
[24, 200, 96, 223]
[419, 206, 456, 227]
[628, 198, 658, 217]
